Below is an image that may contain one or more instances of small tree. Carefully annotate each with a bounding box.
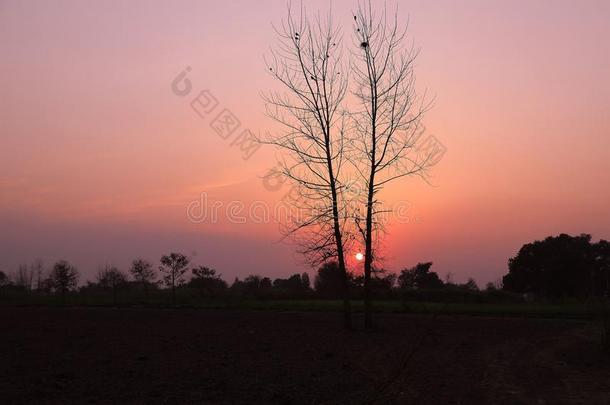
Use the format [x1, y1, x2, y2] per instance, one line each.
[462, 278, 479, 291]
[31, 259, 45, 292]
[190, 266, 227, 296]
[159, 253, 190, 305]
[129, 258, 156, 300]
[97, 266, 127, 305]
[48, 260, 79, 304]
[15, 264, 34, 291]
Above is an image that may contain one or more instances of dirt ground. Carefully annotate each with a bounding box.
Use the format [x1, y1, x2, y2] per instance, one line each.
[0, 308, 608, 404]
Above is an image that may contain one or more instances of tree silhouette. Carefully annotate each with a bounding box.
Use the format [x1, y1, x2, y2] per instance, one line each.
[15, 263, 34, 291]
[273, 273, 310, 296]
[48, 260, 79, 304]
[31, 259, 45, 292]
[354, 269, 397, 298]
[0, 271, 9, 297]
[503, 233, 608, 298]
[261, 4, 353, 329]
[462, 278, 479, 291]
[129, 258, 156, 300]
[241, 275, 273, 297]
[159, 253, 190, 305]
[315, 261, 351, 298]
[594, 240, 610, 297]
[96, 265, 127, 305]
[398, 262, 443, 290]
[190, 266, 227, 296]
[0, 271, 8, 287]
[350, 2, 436, 328]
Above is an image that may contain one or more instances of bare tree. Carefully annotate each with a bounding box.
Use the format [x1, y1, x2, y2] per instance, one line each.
[14, 263, 34, 291]
[351, 2, 437, 328]
[12, 259, 44, 292]
[129, 258, 156, 300]
[261, 4, 353, 328]
[48, 260, 79, 305]
[159, 253, 190, 305]
[31, 259, 45, 292]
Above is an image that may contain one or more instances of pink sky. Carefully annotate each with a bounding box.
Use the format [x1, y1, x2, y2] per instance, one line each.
[1, 0, 609, 284]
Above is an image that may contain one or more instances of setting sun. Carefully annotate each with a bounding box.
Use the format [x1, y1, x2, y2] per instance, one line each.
[355, 253, 364, 261]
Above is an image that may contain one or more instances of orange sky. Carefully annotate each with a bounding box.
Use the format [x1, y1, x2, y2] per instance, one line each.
[1, 0, 609, 284]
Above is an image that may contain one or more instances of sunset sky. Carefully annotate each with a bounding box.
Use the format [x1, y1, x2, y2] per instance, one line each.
[1, 0, 609, 284]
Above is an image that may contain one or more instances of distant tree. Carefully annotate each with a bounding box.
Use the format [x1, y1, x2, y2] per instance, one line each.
[0, 270, 8, 298]
[260, 277, 272, 291]
[0, 271, 9, 296]
[485, 282, 497, 292]
[0, 271, 9, 287]
[190, 266, 227, 296]
[159, 253, 190, 305]
[96, 266, 127, 305]
[315, 261, 351, 298]
[31, 259, 45, 292]
[372, 270, 397, 297]
[462, 278, 479, 291]
[15, 263, 34, 291]
[129, 258, 156, 300]
[230, 277, 245, 294]
[594, 240, 610, 297]
[398, 262, 444, 290]
[242, 275, 272, 297]
[353, 269, 397, 298]
[272, 273, 311, 296]
[48, 260, 79, 304]
[503, 234, 599, 298]
[243, 275, 261, 287]
[13, 260, 46, 292]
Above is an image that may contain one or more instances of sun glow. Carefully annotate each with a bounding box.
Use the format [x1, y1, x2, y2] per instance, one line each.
[355, 252, 364, 261]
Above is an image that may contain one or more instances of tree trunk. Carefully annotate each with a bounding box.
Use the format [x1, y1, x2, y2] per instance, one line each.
[172, 273, 176, 306]
[364, 113, 377, 330]
[327, 133, 351, 330]
[364, 180, 374, 329]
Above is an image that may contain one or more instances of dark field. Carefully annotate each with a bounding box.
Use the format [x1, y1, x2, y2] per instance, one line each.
[1, 308, 609, 404]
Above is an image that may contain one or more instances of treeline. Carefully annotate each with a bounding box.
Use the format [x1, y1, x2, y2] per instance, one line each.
[0, 254, 516, 306]
[3, 233, 607, 306]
